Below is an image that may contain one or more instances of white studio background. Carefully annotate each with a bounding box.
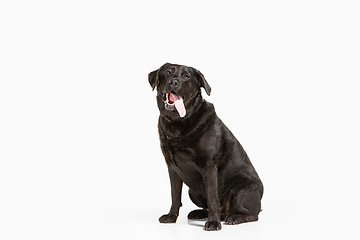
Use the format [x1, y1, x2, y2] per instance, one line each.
[1, 0, 359, 239]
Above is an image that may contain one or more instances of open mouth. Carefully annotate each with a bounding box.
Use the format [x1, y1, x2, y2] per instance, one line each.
[163, 92, 180, 106]
[162, 92, 186, 118]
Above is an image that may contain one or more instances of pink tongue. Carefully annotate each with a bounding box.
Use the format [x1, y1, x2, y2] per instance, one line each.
[169, 92, 186, 118]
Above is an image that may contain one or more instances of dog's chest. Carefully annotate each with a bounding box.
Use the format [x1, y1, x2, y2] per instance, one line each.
[165, 143, 205, 191]
[167, 144, 197, 169]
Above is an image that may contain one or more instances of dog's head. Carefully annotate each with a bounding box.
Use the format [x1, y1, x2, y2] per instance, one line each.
[149, 63, 211, 119]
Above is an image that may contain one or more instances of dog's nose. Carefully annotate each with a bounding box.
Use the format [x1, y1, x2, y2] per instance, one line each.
[169, 79, 179, 88]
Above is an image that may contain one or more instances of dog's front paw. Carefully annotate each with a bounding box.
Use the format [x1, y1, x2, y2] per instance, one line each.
[204, 220, 222, 231]
[159, 214, 178, 223]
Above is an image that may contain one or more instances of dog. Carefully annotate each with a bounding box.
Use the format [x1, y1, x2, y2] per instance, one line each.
[148, 63, 263, 231]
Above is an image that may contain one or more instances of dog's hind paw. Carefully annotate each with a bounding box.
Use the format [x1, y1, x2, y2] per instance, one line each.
[159, 214, 178, 223]
[224, 214, 258, 225]
[188, 209, 208, 220]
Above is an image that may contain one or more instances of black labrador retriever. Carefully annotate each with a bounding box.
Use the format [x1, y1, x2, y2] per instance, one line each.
[148, 63, 263, 231]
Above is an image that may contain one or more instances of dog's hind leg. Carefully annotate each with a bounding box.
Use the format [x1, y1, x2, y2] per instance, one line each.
[224, 178, 263, 225]
[187, 189, 209, 220]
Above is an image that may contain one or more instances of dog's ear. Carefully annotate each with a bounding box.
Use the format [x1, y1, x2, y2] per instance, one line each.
[148, 63, 171, 91]
[148, 70, 159, 91]
[192, 67, 211, 96]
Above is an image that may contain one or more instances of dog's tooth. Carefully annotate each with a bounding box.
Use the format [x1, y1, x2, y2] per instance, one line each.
[166, 93, 171, 104]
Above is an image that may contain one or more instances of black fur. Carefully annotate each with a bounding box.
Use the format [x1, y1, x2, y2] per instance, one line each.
[149, 63, 263, 231]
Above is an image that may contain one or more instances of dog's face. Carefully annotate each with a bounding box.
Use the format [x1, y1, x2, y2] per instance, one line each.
[149, 63, 211, 119]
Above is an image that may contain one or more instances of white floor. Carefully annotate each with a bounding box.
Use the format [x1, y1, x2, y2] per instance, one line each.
[1, 164, 359, 240]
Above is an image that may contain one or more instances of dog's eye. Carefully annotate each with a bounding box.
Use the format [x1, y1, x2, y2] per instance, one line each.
[165, 71, 171, 75]
[183, 74, 190, 79]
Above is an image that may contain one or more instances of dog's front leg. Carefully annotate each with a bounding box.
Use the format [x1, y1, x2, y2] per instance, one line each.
[159, 167, 183, 223]
[202, 167, 222, 231]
